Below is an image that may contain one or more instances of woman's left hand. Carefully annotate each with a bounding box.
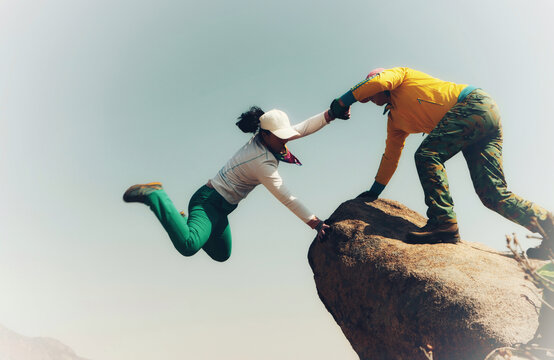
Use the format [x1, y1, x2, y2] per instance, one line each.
[315, 221, 330, 241]
[308, 217, 330, 241]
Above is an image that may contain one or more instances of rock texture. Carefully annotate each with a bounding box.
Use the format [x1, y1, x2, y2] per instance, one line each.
[308, 198, 546, 360]
[484, 346, 554, 360]
[0, 323, 89, 360]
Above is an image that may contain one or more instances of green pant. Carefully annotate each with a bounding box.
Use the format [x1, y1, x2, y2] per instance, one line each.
[146, 185, 237, 262]
[415, 89, 548, 229]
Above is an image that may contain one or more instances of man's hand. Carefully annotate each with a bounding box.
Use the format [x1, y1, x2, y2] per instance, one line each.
[356, 190, 378, 202]
[329, 99, 350, 120]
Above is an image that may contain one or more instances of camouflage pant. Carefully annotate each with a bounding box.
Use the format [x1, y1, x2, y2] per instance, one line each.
[415, 89, 548, 229]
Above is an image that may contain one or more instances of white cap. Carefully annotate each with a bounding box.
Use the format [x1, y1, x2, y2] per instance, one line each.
[259, 109, 300, 139]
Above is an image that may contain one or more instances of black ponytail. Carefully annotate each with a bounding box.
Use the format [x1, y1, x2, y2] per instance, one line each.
[236, 106, 264, 133]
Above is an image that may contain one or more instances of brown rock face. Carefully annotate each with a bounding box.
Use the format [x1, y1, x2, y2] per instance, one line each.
[308, 198, 544, 360]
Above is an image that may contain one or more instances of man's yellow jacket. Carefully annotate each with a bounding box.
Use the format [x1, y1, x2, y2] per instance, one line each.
[345, 67, 468, 185]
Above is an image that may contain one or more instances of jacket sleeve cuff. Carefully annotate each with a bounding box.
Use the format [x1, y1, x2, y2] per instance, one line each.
[339, 90, 357, 107]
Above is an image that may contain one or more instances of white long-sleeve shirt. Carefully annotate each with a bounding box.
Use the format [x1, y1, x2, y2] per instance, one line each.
[210, 112, 328, 223]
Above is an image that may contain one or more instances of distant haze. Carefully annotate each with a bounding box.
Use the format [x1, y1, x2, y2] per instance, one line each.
[0, 323, 89, 360]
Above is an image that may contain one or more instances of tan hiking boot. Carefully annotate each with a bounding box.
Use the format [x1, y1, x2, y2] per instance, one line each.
[123, 182, 163, 203]
[405, 222, 460, 244]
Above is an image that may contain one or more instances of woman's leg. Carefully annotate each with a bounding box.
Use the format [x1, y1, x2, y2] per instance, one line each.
[201, 221, 233, 262]
[124, 183, 236, 260]
[147, 188, 216, 256]
[189, 186, 237, 261]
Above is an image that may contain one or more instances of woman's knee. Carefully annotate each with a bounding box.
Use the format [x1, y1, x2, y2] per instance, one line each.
[174, 243, 201, 257]
[208, 251, 231, 262]
[171, 233, 203, 257]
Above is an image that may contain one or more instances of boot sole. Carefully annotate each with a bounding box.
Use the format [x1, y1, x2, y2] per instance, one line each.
[123, 182, 163, 203]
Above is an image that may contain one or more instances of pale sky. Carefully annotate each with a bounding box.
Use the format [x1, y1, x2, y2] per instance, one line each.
[1, 1, 553, 359]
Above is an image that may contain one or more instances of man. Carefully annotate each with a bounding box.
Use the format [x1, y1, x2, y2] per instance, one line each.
[328, 67, 553, 259]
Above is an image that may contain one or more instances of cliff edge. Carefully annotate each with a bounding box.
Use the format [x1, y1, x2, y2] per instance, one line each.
[308, 198, 546, 360]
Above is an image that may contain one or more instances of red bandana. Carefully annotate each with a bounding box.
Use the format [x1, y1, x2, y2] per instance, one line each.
[273, 145, 302, 166]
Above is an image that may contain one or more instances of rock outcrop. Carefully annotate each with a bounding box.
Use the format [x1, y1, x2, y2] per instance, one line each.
[308, 198, 546, 360]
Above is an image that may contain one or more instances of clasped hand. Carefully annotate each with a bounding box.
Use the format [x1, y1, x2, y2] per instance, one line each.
[329, 99, 351, 120]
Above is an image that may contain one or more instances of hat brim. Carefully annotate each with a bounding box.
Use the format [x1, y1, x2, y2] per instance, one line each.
[271, 127, 300, 140]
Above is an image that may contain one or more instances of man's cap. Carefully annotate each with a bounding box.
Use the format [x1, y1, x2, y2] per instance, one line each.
[366, 67, 385, 79]
[359, 68, 386, 103]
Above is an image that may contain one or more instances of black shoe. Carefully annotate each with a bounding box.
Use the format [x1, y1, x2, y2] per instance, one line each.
[526, 212, 554, 259]
[526, 244, 553, 260]
[123, 182, 163, 203]
[405, 222, 460, 244]
[539, 212, 554, 241]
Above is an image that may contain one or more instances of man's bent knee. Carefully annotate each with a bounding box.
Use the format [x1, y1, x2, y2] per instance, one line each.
[476, 188, 510, 212]
[414, 148, 434, 165]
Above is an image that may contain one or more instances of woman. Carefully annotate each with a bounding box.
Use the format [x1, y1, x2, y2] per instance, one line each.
[123, 106, 340, 262]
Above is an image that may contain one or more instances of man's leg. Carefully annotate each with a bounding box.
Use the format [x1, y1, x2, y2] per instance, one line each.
[464, 130, 548, 229]
[414, 138, 458, 226]
[463, 130, 553, 258]
[407, 89, 500, 244]
[407, 132, 462, 244]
